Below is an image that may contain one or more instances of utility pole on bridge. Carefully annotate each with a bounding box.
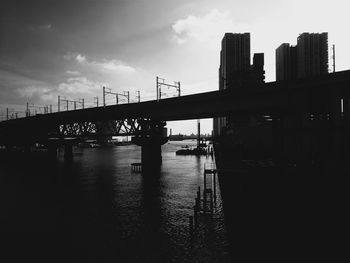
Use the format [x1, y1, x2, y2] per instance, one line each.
[60, 98, 73, 111]
[103, 86, 106, 107]
[103, 87, 130, 105]
[58, 97, 84, 111]
[26, 103, 50, 116]
[156, 76, 181, 101]
[136, 90, 140, 103]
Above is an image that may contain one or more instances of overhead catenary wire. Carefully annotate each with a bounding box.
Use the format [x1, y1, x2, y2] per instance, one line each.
[0, 77, 207, 122]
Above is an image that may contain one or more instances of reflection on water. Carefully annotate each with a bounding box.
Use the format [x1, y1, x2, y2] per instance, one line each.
[0, 140, 229, 262]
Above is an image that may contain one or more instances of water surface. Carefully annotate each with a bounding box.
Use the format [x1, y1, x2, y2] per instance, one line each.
[0, 140, 229, 262]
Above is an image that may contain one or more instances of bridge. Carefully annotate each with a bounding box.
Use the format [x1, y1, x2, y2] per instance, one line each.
[1, 70, 350, 167]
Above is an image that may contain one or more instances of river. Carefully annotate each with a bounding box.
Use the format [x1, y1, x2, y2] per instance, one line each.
[0, 140, 229, 262]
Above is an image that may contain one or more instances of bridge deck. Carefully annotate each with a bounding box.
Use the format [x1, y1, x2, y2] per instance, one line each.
[1, 70, 350, 143]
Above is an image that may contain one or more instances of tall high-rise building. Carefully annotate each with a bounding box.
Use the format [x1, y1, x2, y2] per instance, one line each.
[251, 53, 265, 84]
[276, 43, 297, 81]
[275, 33, 328, 81]
[214, 33, 265, 137]
[215, 33, 251, 137]
[219, 33, 251, 90]
[297, 32, 328, 78]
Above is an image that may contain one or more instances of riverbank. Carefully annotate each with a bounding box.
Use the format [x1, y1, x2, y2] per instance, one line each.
[214, 141, 350, 261]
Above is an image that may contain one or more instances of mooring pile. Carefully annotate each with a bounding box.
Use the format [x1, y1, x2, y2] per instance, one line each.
[189, 163, 217, 236]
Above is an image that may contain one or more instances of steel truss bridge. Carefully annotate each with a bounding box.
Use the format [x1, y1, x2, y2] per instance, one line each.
[58, 119, 141, 138]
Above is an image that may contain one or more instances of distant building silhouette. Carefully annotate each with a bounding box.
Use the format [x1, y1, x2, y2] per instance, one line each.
[219, 33, 251, 90]
[214, 33, 265, 137]
[251, 53, 265, 84]
[297, 32, 329, 78]
[276, 33, 328, 81]
[276, 43, 297, 81]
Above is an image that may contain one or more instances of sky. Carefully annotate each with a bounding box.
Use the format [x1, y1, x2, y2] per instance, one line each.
[1, 0, 349, 134]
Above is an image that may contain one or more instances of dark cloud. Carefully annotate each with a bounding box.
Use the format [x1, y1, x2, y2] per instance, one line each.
[0, 68, 54, 105]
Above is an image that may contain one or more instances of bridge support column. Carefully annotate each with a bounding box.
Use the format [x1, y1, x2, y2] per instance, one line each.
[63, 139, 75, 160]
[47, 138, 59, 158]
[133, 119, 168, 170]
[64, 143, 73, 159]
[141, 137, 162, 167]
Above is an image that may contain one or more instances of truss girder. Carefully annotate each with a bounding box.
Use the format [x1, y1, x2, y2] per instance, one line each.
[58, 119, 141, 137]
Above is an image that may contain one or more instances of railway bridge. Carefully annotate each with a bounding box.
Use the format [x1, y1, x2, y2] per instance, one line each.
[1, 70, 350, 167]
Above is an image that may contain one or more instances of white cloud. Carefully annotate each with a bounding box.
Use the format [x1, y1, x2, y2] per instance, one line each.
[64, 53, 136, 74]
[97, 59, 136, 73]
[17, 76, 106, 103]
[58, 77, 104, 95]
[17, 86, 50, 98]
[15, 85, 56, 103]
[172, 9, 247, 49]
[66, 70, 80, 75]
[75, 54, 86, 63]
[40, 93, 55, 101]
[63, 53, 75, 60]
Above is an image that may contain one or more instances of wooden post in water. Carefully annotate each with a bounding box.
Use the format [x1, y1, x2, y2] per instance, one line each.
[204, 165, 207, 191]
[195, 197, 199, 212]
[213, 171, 216, 202]
[210, 191, 214, 215]
[197, 119, 200, 148]
[189, 216, 194, 235]
[193, 205, 198, 229]
[203, 167, 207, 213]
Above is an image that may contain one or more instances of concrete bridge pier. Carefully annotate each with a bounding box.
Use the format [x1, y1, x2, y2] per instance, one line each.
[63, 138, 75, 160]
[47, 138, 59, 158]
[141, 136, 163, 167]
[64, 143, 73, 160]
[133, 119, 168, 169]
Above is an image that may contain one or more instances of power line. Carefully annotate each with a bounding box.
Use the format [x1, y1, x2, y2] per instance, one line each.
[156, 76, 181, 101]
